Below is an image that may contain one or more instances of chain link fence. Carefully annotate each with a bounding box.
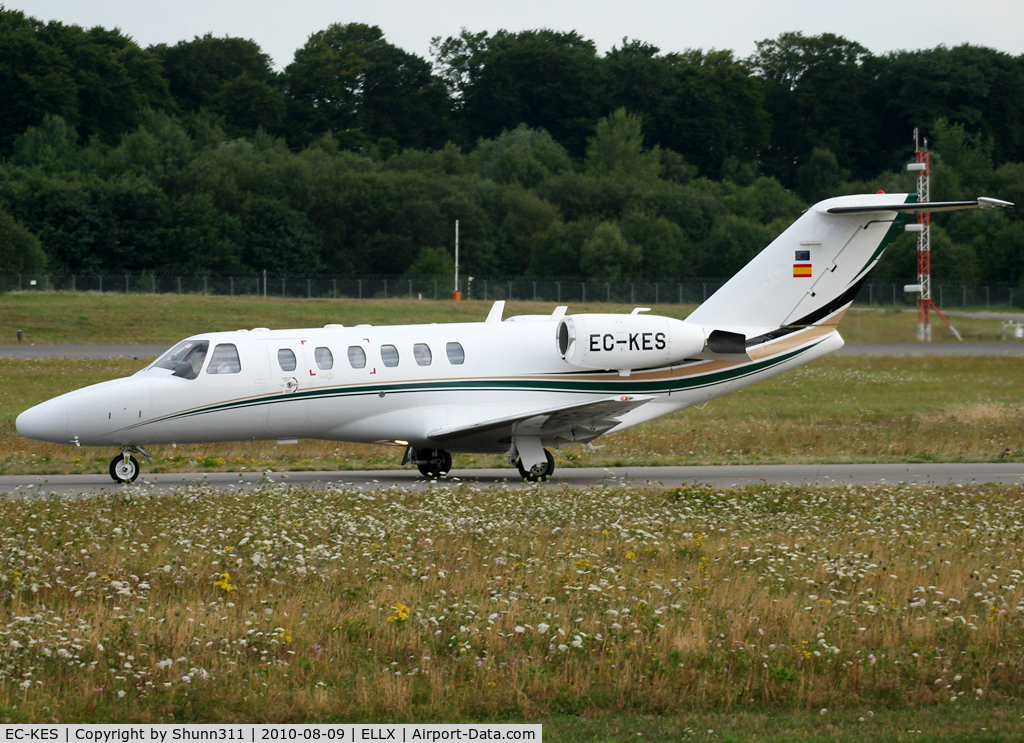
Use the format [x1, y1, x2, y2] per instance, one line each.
[1, 273, 1021, 310]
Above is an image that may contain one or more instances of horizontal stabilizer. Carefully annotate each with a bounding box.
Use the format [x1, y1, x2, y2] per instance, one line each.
[428, 395, 654, 447]
[827, 198, 1013, 215]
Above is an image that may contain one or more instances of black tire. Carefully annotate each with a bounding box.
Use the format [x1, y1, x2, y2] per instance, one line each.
[416, 449, 452, 478]
[517, 449, 555, 481]
[110, 454, 140, 483]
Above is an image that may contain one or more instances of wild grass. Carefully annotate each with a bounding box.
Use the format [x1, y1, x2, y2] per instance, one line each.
[0, 292, 1018, 346]
[2, 355, 1023, 476]
[2, 479, 1023, 731]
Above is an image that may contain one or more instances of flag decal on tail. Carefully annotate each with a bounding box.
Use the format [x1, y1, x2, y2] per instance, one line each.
[795, 250, 810, 261]
[793, 263, 813, 277]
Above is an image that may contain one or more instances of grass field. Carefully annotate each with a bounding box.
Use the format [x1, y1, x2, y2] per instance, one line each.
[2, 479, 1023, 738]
[1, 292, 1022, 476]
[0, 292, 1019, 345]
[2, 354, 1023, 477]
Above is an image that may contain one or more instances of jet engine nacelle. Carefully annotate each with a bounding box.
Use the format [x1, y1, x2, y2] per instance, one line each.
[556, 313, 707, 371]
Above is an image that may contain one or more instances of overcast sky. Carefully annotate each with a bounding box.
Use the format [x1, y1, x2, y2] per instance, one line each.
[16, 0, 1024, 69]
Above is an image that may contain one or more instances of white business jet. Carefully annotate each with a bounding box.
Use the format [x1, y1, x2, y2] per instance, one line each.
[17, 193, 1011, 483]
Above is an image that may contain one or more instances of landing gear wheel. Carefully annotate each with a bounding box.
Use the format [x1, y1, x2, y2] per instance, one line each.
[517, 449, 555, 481]
[416, 449, 452, 478]
[110, 453, 140, 484]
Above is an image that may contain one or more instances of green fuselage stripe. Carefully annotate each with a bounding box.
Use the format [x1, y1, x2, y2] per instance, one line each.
[135, 340, 821, 429]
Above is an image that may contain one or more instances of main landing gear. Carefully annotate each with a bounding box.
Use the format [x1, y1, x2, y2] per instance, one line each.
[109, 446, 151, 484]
[516, 449, 555, 482]
[410, 448, 453, 478]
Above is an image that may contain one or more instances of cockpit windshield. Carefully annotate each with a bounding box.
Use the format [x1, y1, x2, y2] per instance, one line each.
[150, 340, 209, 380]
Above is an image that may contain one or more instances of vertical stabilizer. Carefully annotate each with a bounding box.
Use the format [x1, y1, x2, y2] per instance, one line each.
[685, 193, 915, 336]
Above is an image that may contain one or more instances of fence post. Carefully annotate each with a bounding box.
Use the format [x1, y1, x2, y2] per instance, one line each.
[606, 283, 610, 302]
[434, 280, 437, 300]
[125, 273, 129, 293]
[358, 279, 362, 299]
[384, 279, 388, 299]
[408, 279, 412, 298]
[582, 282, 585, 302]
[533, 281, 537, 301]
[868, 283, 873, 306]
[483, 280, 487, 300]
[177, 277, 181, 295]
[678, 283, 682, 304]
[152, 275, 156, 293]
[71, 275, 75, 292]
[939, 284, 943, 307]
[655, 282, 659, 305]
[230, 277, 234, 296]
[282, 278, 285, 297]
[986, 286, 990, 307]
[204, 276, 208, 295]
[892, 284, 896, 307]
[557, 281, 561, 303]
[333, 279, 337, 299]
[99, 275, 103, 293]
[702, 282, 707, 302]
[18, 274, 21, 291]
[962, 285, 966, 306]
[508, 281, 513, 300]
[630, 283, 635, 304]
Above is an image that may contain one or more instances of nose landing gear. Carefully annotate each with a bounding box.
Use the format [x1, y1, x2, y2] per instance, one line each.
[109, 446, 152, 484]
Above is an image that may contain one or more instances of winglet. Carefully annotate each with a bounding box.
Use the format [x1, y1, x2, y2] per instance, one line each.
[485, 301, 505, 323]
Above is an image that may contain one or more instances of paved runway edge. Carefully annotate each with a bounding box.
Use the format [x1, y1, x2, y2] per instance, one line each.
[4, 463, 1024, 497]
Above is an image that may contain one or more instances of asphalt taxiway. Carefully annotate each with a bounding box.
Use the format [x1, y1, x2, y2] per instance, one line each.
[3, 462, 1023, 498]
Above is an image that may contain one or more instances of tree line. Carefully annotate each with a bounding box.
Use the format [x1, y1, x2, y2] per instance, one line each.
[0, 7, 1022, 287]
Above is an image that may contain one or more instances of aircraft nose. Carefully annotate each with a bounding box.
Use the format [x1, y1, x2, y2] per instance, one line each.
[16, 398, 69, 443]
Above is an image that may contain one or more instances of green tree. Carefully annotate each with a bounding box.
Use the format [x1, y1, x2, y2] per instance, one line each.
[404, 246, 454, 276]
[475, 124, 573, 188]
[585, 108, 661, 180]
[151, 34, 277, 109]
[0, 209, 47, 272]
[284, 23, 449, 150]
[749, 32, 874, 185]
[240, 196, 322, 274]
[433, 29, 605, 156]
[10, 114, 80, 171]
[0, 9, 171, 153]
[797, 147, 849, 202]
[873, 45, 1024, 172]
[619, 210, 691, 277]
[580, 221, 641, 278]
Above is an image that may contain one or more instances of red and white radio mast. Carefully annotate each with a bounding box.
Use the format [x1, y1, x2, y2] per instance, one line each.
[906, 128, 961, 342]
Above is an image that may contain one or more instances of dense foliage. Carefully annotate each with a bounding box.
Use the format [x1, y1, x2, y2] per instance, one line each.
[0, 7, 1022, 284]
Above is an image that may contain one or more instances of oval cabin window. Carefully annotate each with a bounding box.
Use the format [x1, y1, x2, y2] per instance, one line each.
[315, 346, 334, 370]
[445, 342, 465, 365]
[348, 346, 367, 369]
[413, 343, 432, 366]
[278, 348, 297, 372]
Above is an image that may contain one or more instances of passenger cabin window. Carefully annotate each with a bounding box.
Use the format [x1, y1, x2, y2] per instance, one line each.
[315, 346, 334, 370]
[413, 343, 432, 366]
[348, 346, 367, 369]
[153, 339, 209, 380]
[381, 344, 400, 368]
[446, 342, 465, 365]
[207, 343, 241, 374]
[278, 348, 297, 372]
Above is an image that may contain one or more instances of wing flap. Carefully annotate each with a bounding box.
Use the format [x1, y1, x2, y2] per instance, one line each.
[427, 395, 655, 446]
